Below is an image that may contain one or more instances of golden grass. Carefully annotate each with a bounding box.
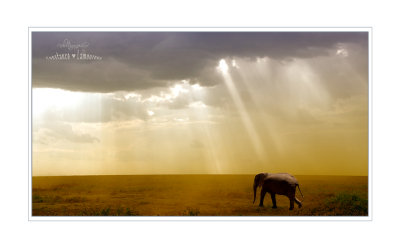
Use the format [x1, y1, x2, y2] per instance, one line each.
[32, 175, 368, 216]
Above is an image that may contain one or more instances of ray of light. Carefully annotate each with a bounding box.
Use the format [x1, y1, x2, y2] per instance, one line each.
[175, 83, 223, 174]
[236, 58, 285, 155]
[191, 106, 223, 174]
[218, 59, 266, 161]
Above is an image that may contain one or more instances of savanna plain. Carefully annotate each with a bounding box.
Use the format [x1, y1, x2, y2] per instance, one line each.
[32, 175, 368, 216]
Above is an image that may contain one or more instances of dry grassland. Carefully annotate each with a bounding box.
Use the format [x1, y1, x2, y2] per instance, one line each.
[32, 175, 368, 216]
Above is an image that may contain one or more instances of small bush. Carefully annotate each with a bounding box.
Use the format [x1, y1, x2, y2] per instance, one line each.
[183, 207, 200, 216]
[325, 192, 368, 216]
[115, 207, 138, 216]
[101, 207, 111, 216]
[32, 195, 43, 203]
[124, 208, 138, 216]
[79, 206, 138, 216]
[80, 207, 111, 216]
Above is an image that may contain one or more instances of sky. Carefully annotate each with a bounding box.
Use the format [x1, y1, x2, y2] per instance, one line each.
[31, 31, 369, 176]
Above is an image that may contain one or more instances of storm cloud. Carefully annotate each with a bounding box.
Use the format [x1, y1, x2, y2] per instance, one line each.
[32, 32, 368, 93]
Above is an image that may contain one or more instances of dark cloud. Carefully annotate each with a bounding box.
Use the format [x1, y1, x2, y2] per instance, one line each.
[32, 32, 368, 93]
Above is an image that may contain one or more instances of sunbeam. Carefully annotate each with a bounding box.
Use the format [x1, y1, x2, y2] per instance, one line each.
[217, 59, 266, 162]
[236, 58, 285, 155]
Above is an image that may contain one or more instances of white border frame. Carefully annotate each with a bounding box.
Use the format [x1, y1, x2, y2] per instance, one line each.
[28, 27, 372, 221]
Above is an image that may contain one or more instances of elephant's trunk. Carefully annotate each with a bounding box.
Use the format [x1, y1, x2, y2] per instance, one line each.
[253, 180, 258, 204]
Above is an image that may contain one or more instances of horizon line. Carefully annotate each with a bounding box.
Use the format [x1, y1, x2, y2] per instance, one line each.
[32, 173, 368, 177]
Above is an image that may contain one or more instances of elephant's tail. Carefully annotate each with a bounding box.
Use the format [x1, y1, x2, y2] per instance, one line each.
[296, 184, 304, 202]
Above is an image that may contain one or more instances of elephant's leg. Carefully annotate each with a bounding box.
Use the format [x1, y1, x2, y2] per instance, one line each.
[259, 188, 267, 207]
[271, 193, 277, 208]
[294, 197, 302, 208]
[288, 195, 295, 210]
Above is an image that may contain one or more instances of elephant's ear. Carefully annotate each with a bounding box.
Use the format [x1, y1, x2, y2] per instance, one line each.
[254, 174, 261, 187]
[259, 173, 268, 187]
[255, 173, 262, 187]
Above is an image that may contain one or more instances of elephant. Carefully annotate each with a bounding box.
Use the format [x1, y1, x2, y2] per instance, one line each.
[253, 173, 304, 210]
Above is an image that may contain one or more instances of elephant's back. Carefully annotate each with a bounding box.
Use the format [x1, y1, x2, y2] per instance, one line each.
[266, 173, 299, 185]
